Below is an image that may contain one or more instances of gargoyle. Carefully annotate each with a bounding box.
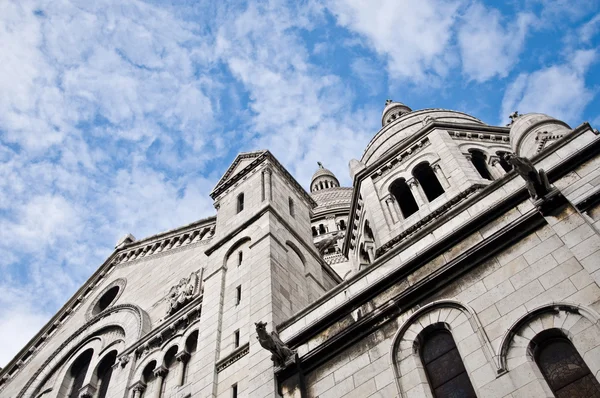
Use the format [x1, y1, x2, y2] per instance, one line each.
[255, 321, 295, 367]
[505, 154, 552, 199]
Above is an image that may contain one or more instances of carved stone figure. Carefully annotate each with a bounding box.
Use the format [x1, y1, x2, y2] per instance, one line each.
[507, 110, 521, 126]
[315, 231, 343, 255]
[505, 154, 552, 199]
[255, 321, 295, 367]
[166, 271, 199, 315]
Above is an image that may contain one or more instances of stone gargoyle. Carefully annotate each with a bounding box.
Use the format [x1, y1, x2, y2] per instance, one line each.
[505, 153, 552, 199]
[255, 321, 295, 367]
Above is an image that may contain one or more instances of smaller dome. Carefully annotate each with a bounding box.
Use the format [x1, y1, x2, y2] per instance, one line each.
[382, 99, 412, 127]
[311, 162, 340, 193]
[509, 112, 571, 157]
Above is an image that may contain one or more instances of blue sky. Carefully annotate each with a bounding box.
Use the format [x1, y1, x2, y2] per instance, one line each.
[0, 0, 599, 365]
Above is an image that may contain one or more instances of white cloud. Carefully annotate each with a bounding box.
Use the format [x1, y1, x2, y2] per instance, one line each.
[325, 0, 462, 82]
[500, 50, 597, 124]
[457, 4, 535, 82]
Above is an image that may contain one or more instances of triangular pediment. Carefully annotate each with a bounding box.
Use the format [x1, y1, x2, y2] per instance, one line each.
[211, 150, 267, 196]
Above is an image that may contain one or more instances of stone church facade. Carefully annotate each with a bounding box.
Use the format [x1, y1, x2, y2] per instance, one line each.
[2, 101, 600, 398]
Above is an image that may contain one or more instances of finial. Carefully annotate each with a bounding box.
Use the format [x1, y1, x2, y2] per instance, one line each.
[507, 111, 521, 126]
[317, 161, 323, 168]
[385, 99, 393, 106]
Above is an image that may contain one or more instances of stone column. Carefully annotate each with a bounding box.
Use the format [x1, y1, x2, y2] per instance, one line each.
[408, 179, 426, 207]
[175, 351, 190, 386]
[264, 167, 273, 201]
[152, 366, 168, 398]
[385, 197, 398, 223]
[489, 157, 506, 179]
[130, 382, 146, 398]
[432, 163, 450, 189]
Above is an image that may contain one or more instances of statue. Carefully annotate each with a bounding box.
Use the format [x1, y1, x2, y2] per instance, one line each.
[506, 110, 521, 126]
[317, 161, 324, 168]
[166, 271, 199, 315]
[505, 154, 552, 199]
[255, 321, 295, 367]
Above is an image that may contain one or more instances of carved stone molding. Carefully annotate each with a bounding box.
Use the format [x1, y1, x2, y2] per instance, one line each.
[166, 269, 203, 316]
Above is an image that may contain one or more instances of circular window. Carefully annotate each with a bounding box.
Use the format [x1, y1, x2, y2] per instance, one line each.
[94, 286, 119, 315]
[86, 278, 126, 320]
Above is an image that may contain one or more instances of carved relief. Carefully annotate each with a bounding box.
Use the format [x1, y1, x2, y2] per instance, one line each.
[166, 270, 202, 316]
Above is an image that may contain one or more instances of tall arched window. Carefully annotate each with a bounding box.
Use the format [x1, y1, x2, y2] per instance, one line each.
[420, 329, 476, 397]
[339, 220, 346, 230]
[413, 163, 445, 202]
[96, 351, 117, 398]
[141, 360, 157, 398]
[389, 178, 418, 218]
[318, 224, 326, 234]
[181, 330, 198, 385]
[289, 197, 295, 217]
[66, 349, 93, 398]
[469, 150, 493, 180]
[237, 193, 244, 213]
[534, 330, 600, 397]
[161, 346, 178, 397]
[311, 226, 318, 236]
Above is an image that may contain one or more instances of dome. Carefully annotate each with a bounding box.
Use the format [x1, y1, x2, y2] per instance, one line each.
[509, 112, 571, 157]
[311, 162, 340, 193]
[362, 108, 484, 166]
[382, 99, 412, 127]
[311, 187, 353, 215]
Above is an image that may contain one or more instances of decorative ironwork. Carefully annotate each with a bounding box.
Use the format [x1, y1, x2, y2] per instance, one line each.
[536, 337, 600, 398]
[420, 330, 476, 398]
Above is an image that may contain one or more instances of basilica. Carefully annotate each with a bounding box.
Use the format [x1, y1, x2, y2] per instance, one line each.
[1, 100, 600, 398]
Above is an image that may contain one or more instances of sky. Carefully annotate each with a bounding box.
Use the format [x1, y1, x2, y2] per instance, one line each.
[0, 0, 599, 367]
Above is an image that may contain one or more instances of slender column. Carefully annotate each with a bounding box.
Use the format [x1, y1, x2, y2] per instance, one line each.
[131, 382, 146, 398]
[385, 197, 398, 223]
[175, 351, 190, 386]
[489, 157, 506, 179]
[432, 163, 450, 189]
[265, 168, 273, 201]
[261, 170, 265, 201]
[408, 179, 426, 207]
[152, 366, 168, 398]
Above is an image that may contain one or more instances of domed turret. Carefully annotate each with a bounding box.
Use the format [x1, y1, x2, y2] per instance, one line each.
[508, 111, 571, 158]
[382, 99, 412, 127]
[310, 162, 340, 192]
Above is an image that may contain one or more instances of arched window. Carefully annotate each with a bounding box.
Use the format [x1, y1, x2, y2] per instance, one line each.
[318, 224, 326, 234]
[364, 220, 374, 241]
[413, 163, 445, 202]
[534, 330, 600, 397]
[289, 197, 295, 218]
[497, 151, 513, 172]
[359, 243, 370, 265]
[161, 346, 178, 397]
[237, 193, 244, 213]
[469, 150, 493, 180]
[66, 349, 93, 398]
[420, 329, 476, 397]
[389, 178, 418, 218]
[339, 220, 346, 230]
[141, 361, 157, 398]
[311, 226, 318, 236]
[182, 330, 198, 385]
[96, 351, 117, 398]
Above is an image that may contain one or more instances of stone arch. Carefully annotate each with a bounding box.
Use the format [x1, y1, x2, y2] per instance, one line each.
[18, 305, 149, 398]
[499, 302, 600, 377]
[132, 350, 164, 382]
[286, 240, 306, 266]
[35, 337, 103, 398]
[390, 300, 497, 398]
[412, 161, 445, 202]
[223, 237, 251, 268]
